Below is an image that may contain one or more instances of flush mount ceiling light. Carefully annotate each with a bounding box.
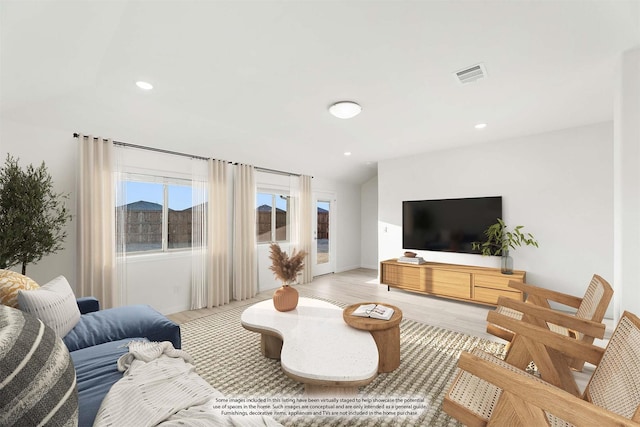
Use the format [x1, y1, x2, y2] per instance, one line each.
[329, 101, 362, 119]
[344, 151, 352, 156]
[475, 123, 487, 129]
[136, 81, 153, 90]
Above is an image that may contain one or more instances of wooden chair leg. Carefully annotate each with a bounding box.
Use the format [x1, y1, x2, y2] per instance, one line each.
[504, 334, 533, 370]
[522, 339, 580, 396]
[487, 391, 550, 426]
[442, 397, 488, 427]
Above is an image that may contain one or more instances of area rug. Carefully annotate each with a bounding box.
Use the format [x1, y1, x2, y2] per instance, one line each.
[180, 294, 505, 427]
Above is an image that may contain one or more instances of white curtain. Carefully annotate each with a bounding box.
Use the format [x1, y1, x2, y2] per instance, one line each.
[208, 160, 230, 306]
[191, 168, 207, 309]
[290, 175, 313, 284]
[77, 135, 118, 308]
[232, 164, 257, 301]
[114, 148, 127, 305]
[191, 160, 230, 309]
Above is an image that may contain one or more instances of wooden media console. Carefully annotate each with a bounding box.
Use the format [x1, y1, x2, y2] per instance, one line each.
[380, 259, 526, 306]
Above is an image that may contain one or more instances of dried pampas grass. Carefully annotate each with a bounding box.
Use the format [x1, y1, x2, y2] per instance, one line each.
[269, 243, 307, 285]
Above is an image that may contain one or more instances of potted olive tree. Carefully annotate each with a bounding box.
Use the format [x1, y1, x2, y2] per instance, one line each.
[472, 218, 538, 274]
[0, 155, 71, 275]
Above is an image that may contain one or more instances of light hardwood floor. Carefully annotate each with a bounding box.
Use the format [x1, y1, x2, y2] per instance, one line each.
[169, 267, 614, 340]
[168, 268, 497, 339]
[168, 267, 613, 392]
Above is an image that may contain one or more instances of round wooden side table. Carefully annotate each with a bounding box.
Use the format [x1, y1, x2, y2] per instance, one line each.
[343, 302, 403, 373]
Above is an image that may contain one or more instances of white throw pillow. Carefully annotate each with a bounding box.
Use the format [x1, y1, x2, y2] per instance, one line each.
[17, 275, 81, 338]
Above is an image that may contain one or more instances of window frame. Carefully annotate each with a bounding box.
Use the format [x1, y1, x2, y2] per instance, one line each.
[119, 173, 194, 255]
[256, 189, 290, 244]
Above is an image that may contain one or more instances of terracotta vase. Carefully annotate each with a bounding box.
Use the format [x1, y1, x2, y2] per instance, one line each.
[273, 284, 299, 312]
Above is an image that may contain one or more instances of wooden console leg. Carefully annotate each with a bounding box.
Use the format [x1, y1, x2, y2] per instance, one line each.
[261, 334, 283, 359]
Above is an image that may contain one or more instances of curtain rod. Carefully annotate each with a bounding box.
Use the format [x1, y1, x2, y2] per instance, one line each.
[73, 133, 304, 177]
[73, 133, 210, 161]
[255, 166, 301, 177]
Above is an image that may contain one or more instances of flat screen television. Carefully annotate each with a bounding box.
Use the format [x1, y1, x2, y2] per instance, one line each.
[403, 196, 502, 254]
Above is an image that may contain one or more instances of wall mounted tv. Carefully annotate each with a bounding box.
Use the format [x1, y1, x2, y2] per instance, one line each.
[402, 196, 502, 254]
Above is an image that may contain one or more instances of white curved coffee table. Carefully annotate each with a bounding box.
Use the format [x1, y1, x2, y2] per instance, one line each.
[241, 297, 379, 395]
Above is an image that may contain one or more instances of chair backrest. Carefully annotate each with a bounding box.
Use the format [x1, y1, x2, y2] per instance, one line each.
[575, 274, 613, 322]
[584, 311, 640, 420]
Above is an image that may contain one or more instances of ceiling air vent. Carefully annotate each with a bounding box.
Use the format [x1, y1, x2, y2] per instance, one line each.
[454, 63, 487, 85]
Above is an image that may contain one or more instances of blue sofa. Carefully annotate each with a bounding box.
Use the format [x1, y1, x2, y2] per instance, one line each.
[66, 298, 181, 426]
[64, 297, 181, 352]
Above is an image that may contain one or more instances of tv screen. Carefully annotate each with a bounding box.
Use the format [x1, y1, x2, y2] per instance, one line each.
[402, 196, 502, 254]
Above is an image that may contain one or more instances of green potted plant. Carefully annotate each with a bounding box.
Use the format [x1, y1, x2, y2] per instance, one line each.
[0, 155, 71, 275]
[472, 218, 538, 274]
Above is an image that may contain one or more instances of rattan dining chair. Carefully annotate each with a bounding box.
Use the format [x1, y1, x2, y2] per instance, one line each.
[444, 310, 640, 427]
[487, 274, 612, 371]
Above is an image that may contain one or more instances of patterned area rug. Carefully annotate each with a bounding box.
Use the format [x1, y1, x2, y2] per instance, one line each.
[181, 294, 505, 427]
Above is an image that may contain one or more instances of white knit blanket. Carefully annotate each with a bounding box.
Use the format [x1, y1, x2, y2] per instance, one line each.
[93, 341, 281, 427]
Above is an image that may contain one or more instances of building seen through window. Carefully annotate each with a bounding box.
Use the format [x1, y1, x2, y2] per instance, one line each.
[257, 192, 288, 243]
[117, 179, 194, 253]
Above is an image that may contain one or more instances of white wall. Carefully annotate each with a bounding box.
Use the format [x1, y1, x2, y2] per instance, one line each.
[0, 125, 208, 313]
[379, 122, 614, 317]
[0, 119, 364, 313]
[114, 146, 210, 314]
[314, 177, 362, 273]
[614, 47, 640, 320]
[125, 252, 192, 314]
[360, 175, 378, 269]
[0, 120, 78, 288]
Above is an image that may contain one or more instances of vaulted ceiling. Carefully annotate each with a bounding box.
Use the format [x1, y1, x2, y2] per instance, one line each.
[1, 1, 638, 183]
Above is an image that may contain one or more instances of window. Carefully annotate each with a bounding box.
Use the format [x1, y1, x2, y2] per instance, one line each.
[118, 176, 194, 253]
[167, 184, 194, 250]
[256, 192, 289, 243]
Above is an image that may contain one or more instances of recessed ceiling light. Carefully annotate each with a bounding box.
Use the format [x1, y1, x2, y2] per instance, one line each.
[136, 81, 153, 90]
[329, 101, 362, 119]
[344, 152, 352, 156]
[475, 123, 487, 129]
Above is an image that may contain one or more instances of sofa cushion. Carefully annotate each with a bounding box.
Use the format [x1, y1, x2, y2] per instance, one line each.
[0, 269, 39, 308]
[63, 304, 181, 352]
[0, 304, 78, 426]
[71, 338, 147, 427]
[76, 296, 100, 314]
[18, 275, 81, 338]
